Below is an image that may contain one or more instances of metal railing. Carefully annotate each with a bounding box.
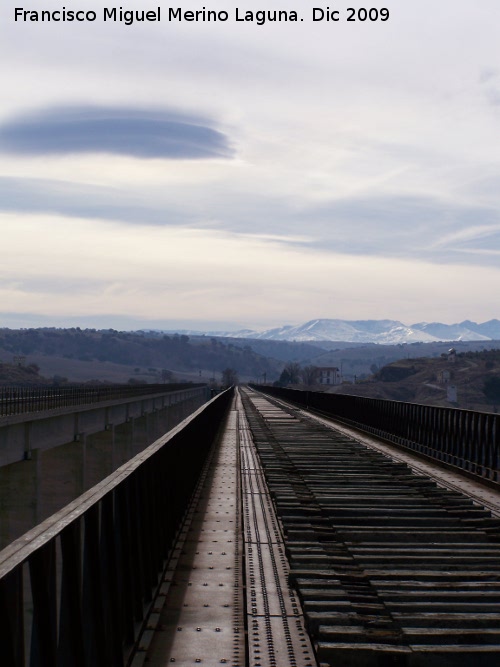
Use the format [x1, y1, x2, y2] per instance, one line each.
[0, 383, 206, 417]
[0, 387, 233, 667]
[252, 385, 500, 486]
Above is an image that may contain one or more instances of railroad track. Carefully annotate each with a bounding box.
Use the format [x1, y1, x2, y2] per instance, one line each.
[241, 387, 500, 666]
[140, 386, 500, 666]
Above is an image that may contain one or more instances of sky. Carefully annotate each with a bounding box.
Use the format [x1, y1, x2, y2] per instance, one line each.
[1, 1, 500, 331]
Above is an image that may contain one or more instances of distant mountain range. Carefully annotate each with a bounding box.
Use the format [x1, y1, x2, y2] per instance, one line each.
[175, 319, 500, 345]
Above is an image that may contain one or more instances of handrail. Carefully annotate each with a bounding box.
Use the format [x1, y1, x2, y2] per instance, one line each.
[251, 385, 500, 486]
[0, 387, 233, 667]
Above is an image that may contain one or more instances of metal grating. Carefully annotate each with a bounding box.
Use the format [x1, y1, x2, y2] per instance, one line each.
[143, 409, 245, 666]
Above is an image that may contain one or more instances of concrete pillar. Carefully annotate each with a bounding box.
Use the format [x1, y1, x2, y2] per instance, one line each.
[114, 421, 134, 470]
[38, 439, 86, 522]
[0, 449, 40, 551]
[131, 415, 148, 457]
[83, 429, 114, 491]
[158, 404, 170, 435]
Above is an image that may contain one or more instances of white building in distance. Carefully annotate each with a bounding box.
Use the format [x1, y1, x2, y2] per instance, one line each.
[317, 367, 342, 386]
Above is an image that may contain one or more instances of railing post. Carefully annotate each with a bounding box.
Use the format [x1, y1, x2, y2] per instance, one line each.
[29, 541, 57, 667]
[58, 521, 85, 667]
[0, 567, 24, 667]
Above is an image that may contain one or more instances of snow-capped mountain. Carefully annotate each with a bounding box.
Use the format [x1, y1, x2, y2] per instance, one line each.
[410, 322, 491, 342]
[226, 319, 500, 344]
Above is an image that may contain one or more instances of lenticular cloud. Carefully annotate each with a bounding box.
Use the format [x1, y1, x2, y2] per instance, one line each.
[0, 106, 234, 159]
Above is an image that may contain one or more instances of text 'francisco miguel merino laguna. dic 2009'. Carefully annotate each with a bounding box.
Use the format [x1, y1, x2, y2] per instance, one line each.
[14, 6, 390, 25]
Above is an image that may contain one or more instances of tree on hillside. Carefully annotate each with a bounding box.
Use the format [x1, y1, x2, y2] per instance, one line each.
[278, 362, 302, 386]
[285, 362, 301, 384]
[277, 368, 290, 386]
[301, 365, 318, 386]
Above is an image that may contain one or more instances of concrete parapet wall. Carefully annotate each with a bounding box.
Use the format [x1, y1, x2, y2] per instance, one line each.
[0, 386, 209, 550]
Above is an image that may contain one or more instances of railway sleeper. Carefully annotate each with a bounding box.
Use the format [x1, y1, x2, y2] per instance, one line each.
[316, 641, 500, 667]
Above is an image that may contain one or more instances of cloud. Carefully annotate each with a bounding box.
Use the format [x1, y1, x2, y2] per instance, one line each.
[430, 224, 500, 249]
[0, 176, 190, 226]
[1, 211, 499, 327]
[0, 106, 234, 159]
[2, 175, 500, 268]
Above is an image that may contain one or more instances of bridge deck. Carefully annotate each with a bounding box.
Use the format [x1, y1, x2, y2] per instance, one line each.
[141, 391, 316, 667]
[139, 387, 500, 667]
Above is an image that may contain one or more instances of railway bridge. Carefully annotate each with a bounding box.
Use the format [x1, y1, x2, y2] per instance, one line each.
[1, 384, 500, 667]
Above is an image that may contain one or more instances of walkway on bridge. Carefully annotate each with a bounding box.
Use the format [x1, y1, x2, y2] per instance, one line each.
[140, 386, 500, 667]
